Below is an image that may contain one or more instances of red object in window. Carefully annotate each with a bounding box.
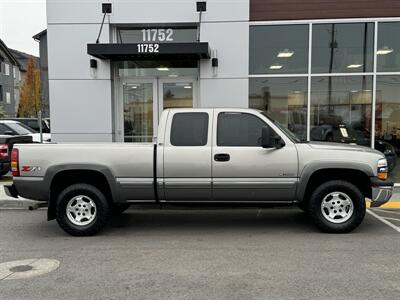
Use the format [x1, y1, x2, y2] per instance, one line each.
[11, 148, 19, 177]
[0, 144, 8, 159]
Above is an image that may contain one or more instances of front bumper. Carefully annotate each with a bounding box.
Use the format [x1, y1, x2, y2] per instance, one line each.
[370, 177, 394, 207]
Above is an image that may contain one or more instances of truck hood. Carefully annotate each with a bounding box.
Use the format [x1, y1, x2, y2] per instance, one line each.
[306, 141, 384, 156]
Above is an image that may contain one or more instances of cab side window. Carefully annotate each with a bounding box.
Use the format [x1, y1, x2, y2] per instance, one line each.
[217, 112, 274, 147]
[170, 112, 209, 146]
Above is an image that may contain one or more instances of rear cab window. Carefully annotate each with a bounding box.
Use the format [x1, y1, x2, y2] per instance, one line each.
[170, 112, 209, 146]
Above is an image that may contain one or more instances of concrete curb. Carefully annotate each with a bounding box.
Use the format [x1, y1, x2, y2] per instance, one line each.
[0, 180, 39, 209]
[0, 199, 38, 209]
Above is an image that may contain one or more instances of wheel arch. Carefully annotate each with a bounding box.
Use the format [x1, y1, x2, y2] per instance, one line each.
[297, 164, 373, 204]
[45, 164, 119, 221]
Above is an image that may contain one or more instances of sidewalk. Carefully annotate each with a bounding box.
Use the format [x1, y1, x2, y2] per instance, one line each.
[0, 177, 36, 209]
[0, 177, 399, 209]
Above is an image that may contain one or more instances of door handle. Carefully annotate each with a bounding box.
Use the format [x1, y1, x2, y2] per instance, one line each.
[214, 153, 230, 162]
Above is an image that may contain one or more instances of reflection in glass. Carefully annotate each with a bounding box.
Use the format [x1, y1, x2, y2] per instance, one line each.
[377, 23, 400, 72]
[163, 82, 193, 109]
[312, 23, 374, 73]
[311, 76, 373, 145]
[376, 76, 400, 181]
[123, 83, 153, 143]
[249, 25, 309, 74]
[249, 77, 308, 141]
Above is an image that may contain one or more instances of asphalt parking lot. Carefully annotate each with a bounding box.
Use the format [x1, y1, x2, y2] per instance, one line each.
[0, 207, 399, 299]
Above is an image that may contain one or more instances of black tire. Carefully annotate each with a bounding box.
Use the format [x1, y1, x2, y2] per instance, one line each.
[55, 184, 110, 236]
[297, 201, 308, 212]
[111, 203, 130, 216]
[0, 170, 9, 177]
[308, 180, 366, 233]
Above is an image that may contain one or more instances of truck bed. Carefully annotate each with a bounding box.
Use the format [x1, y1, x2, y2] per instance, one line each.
[16, 143, 155, 178]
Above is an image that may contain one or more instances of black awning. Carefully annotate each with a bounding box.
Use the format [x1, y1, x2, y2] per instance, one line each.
[87, 42, 210, 60]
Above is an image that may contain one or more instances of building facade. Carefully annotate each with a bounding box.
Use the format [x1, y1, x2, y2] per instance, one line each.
[46, 0, 400, 181]
[33, 30, 50, 118]
[0, 39, 21, 116]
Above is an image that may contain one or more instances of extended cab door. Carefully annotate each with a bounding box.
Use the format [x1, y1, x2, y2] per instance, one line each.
[161, 109, 213, 201]
[212, 110, 298, 202]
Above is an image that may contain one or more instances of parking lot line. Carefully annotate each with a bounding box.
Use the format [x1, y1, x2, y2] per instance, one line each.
[366, 209, 400, 233]
[373, 208, 400, 215]
[366, 201, 400, 209]
[381, 216, 400, 222]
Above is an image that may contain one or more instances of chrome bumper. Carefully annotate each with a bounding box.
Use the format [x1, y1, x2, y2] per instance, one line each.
[370, 178, 394, 208]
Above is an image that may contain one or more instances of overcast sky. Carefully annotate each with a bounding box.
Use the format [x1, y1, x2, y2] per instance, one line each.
[0, 0, 46, 56]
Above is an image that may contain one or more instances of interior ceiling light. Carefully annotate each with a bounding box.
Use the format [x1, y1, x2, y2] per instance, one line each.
[377, 46, 394, 55]
[184, 85, 192, 89]
[269, 64, 283, 70]
[168, 74, 178, 78]
[347, 64, 363, 69]
[157, 67, 169, 71]
[277, 49, 294, 58]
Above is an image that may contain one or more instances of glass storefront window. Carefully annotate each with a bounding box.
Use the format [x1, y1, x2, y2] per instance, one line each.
[123, 83, 153, 143]
[249, 25, 309, 74]
[312, 23, 374, 73]
[163, 82, 193, 109]
[376, 76, 400, 181]
[310, 76, 373, 144]
[249, 77, 308, 141]
[377, 23, 400, 72]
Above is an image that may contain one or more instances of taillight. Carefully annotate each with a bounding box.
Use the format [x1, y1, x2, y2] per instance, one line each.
[0, 144, 8, 159]
[11, 149, 19, 177]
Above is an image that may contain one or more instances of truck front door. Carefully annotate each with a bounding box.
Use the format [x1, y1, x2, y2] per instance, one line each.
[212, 110, 298, 202]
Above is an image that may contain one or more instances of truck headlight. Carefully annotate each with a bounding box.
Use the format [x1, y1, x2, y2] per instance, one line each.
[377, 158, 388, 180]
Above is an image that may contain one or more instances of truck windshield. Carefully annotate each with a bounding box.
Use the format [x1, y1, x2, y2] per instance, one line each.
[261, 112, 301, 143]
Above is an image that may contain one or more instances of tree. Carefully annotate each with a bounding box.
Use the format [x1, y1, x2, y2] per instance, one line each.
[18, 58, 41, 117]
[0, 105, 5, 118]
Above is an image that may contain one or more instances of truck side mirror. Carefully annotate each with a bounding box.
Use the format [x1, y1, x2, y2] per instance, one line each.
[261, 126, 285, 149]
[261, 126, 274, 148]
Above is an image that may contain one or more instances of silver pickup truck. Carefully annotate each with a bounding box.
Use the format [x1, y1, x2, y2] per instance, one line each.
[5, 108, 394, 236]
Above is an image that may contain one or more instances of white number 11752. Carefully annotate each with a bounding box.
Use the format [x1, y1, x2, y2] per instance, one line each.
[141, 29, 173, 42]
[137, 43, 160, 53]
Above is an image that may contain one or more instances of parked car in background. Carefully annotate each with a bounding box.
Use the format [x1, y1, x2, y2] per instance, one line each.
[1, 118, 51, 133]
[311, 122, 397, 172]
[0, 120, 51, 143]
[0, 135, 33, 177]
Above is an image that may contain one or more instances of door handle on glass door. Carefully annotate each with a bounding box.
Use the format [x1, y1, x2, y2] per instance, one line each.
[214, 153, 230, 162]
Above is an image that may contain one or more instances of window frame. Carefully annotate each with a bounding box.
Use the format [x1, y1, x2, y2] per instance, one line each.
[5, 92, 11, 104]
[4, 63, 10, 76]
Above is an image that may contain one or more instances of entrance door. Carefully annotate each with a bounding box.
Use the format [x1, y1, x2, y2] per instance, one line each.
[117, 78, 197, 142]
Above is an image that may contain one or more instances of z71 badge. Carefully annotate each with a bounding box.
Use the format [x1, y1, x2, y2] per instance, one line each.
[21, 166, 41, 172]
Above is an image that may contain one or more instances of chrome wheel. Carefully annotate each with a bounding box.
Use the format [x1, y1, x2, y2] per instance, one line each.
[66, 195, 97, 226]
[320, 192, 354, 224]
